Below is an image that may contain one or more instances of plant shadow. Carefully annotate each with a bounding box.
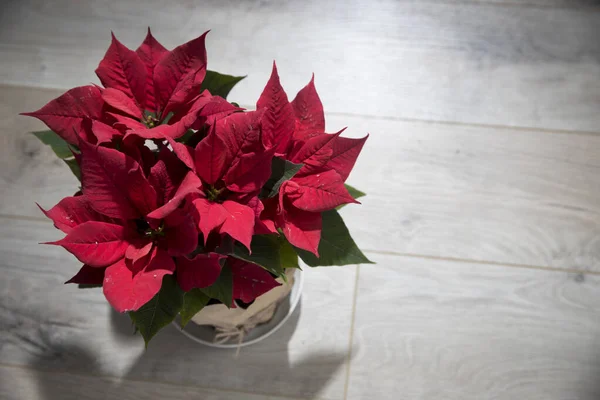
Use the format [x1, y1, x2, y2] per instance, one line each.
[27, 299, 352, 400]
[123, 299, 352, 399]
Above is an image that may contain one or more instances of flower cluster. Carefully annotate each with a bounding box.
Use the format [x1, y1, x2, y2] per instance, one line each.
[25, 29, 369, 343]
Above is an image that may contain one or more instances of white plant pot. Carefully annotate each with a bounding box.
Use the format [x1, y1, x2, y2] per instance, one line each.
[175, 268, 304, 348]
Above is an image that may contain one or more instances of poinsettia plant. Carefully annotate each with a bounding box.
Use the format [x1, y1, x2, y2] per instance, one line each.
[24, 29, 371, 345]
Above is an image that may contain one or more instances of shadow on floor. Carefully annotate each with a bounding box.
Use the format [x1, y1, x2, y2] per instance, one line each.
[29, 300, 350, 399]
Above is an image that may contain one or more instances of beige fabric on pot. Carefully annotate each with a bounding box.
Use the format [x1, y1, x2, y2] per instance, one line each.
[190, 269, 296, 344]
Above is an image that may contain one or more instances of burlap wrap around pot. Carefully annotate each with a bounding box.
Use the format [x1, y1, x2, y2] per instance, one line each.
[190, 269, 296, 344]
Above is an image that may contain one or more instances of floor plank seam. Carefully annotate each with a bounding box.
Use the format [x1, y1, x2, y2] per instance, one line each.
[1, 214, 596, 277]
[342, 265, 361, 400]
[0, 362, 335, 400]
[0, 213, 47, 222]
[363, 249, 598, 276]
[237, 104, 600, 138]
[2, 83, 599, 137]
[421, 0, 600, 11]
[323, 111, 600, 138]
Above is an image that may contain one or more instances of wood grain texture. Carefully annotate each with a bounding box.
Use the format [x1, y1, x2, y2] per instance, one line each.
[1, 0, 599, 131]
[348, 253, 600, 400]
[0, 366, 295, 400]
[3, 85, 599, 271]
[0, 86, 78, 217]
[0, 218, 355, 400]
[338, 114, 600, 272]
[475, 0, 600, 7]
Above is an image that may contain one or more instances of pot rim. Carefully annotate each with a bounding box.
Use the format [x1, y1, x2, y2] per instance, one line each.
[174, 268, 304, 348]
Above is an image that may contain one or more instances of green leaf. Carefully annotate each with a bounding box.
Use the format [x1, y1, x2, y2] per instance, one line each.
[230, 235, 289, 278]
[31, 130, 81, 181]
[200, 70, 246, 99]
[64, 158, 81, 181]
[344, 184, 366, 200]
[295, 209, 373, 266]
[77, 283, 102, 289]
[129, 275, 184, 347]
[180, 289, 210, 328]
[31, 130, 73, 159]
[260, 157, 303, 198]
[175, 129, 195, 144]
[199, 264, 233, 307]
[160, 111, 174, 125]
[280, 238, 300, 270]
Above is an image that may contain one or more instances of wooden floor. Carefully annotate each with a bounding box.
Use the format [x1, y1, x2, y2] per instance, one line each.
[1, 1, 600, 399]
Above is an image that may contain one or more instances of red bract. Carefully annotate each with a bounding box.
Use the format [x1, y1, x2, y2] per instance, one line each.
[28, 30, 369, 344]
[190, 110, 275, 250]
[23, 29, 238, 146]
[43, 140, 201, 312]
[256, 63, 368, 255]
[176, 253, 225, 292]
[230, 258, 281, 303]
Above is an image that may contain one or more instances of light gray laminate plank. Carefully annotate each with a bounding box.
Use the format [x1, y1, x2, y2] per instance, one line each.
[0, 365, 294, 400]
[0, 0, 599, 131]
[339, 115, 600, 272]
[0, 86, 78, 217]
[347, 253, 600, 400]
[3, 85, 600, 271]
[0, 218, 355, 400]
[476, 0, 600, 7]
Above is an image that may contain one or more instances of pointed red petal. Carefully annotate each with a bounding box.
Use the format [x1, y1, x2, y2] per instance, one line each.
[194, 125, 229, 185]
[217, 110, 264, 163]
[107, 112, 148, 132]
[223, 147, 275, 194]
[288, 170, 357, 212]
[136, 28, 168, 112]
[291, 75, 325, 141]
[103, 248, 175, 312]
[220, 201, 255, 251]
[247, 196, 277, 235]
[136, 93, 209, 140]
[167, 138, 195, 171]
[192, 93, 242, 128]
[256, 62, 294, 155]
[321, 134, 369, 181]
[148, 159, 169, 204]
[95, 33, 147, 108]
[280, 205, 322, 256]
[125, 240, 153, 264]
[49, 221, 129, 267]
[21, 85, 104, 145]
[167, 91, 238, 127]
[176, 253, 225, 291]
[146, 171, 202, 221]
[290, 130, 341, 166]
[230, 259, 281, 303]
[102, 88, 143, 119]
[87, 119, 123, 144]
[148, 147, 188, 206]
[38, 195, 109, 233]
[66, 264, 107, 285]
[154, 31, 208, 116]
[79, 140, 157, 219]
[193, 198, 228, 242]
[162, 207, 198, 256]
[199, 110, 266, 187]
